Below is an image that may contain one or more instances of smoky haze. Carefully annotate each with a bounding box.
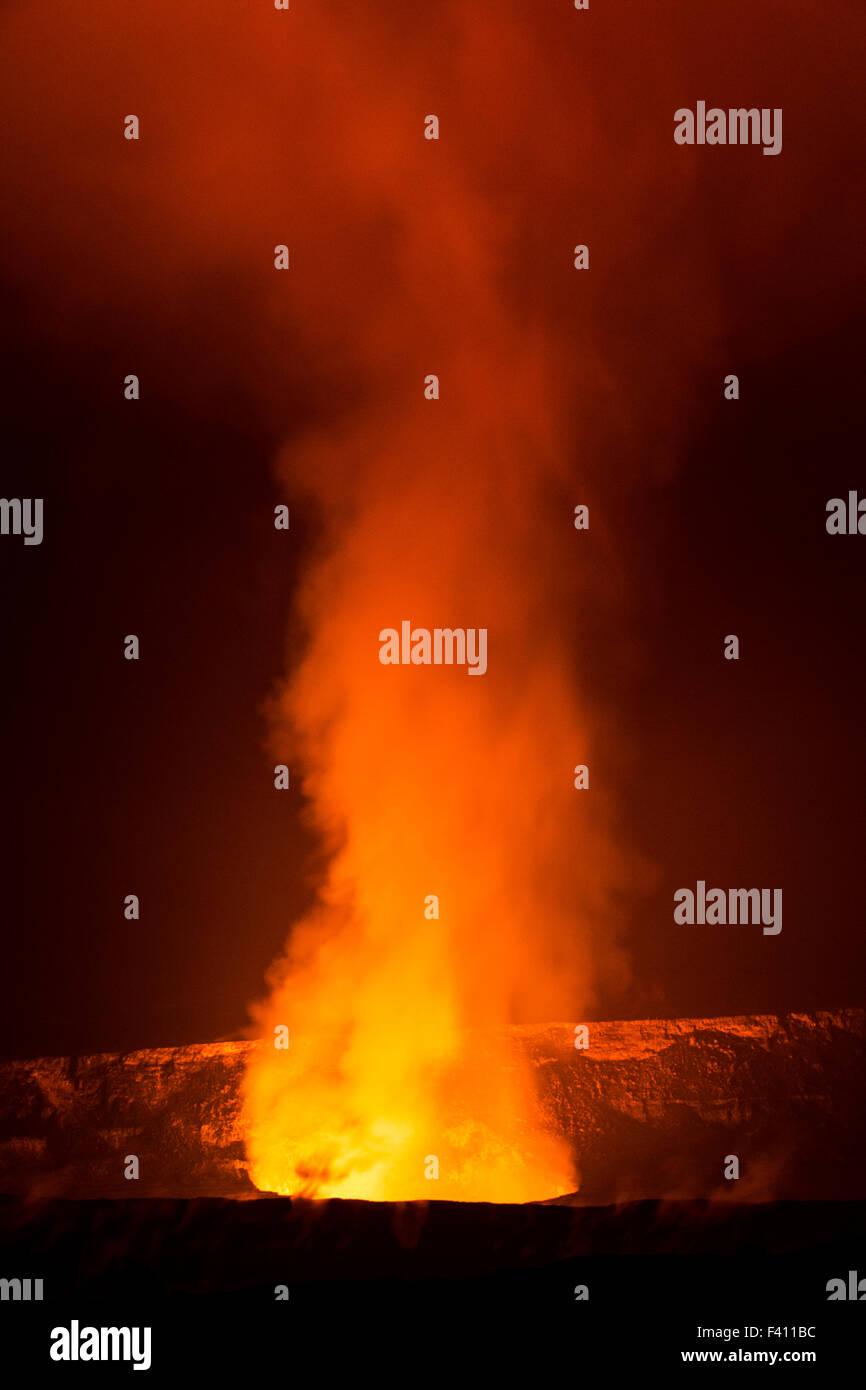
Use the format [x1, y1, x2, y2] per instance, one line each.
[0, 0, 863, 1062]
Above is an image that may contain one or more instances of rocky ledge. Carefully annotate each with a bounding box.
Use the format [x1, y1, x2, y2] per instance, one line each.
[0, 1009, 863, 1202]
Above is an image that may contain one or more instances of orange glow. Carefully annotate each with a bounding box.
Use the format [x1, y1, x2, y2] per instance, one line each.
[244, 1028, 575, 1203]
[240, 328, 622, 1202]
[0, 0, 856, 1199]
[236, 6, 639, 1207]
[240, 451, 606, 1200]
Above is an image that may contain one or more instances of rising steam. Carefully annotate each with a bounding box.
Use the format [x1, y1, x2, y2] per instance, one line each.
[241, 36, 634, 1204]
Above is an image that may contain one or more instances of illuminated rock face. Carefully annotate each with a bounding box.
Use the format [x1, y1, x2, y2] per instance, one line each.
[0, 1010, 863, 1202]
[0, 1042, 254, 1200]
[518, 1011, 866, 1203]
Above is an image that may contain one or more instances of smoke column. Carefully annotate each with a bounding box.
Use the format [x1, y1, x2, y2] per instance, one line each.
[240, 14, 646, 1205]
[241, 226, 632, 1200]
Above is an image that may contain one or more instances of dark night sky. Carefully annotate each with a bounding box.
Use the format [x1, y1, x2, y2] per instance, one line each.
[0, 0, 864, 1058]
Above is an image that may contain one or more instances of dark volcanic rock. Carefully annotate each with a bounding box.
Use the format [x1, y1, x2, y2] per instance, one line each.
[519, 1011, 866, 1203]
[0, 1010, 863, 1202]
[3, 1195, 866, 1294]
[0, 1041, 253, 1200]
